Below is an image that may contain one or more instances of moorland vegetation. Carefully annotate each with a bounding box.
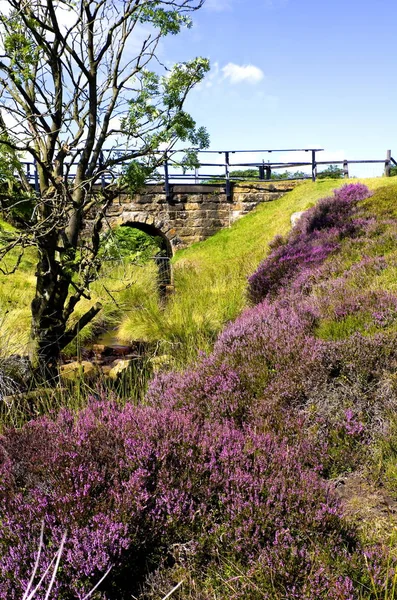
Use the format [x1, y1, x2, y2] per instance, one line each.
[2, 178, 397, 597]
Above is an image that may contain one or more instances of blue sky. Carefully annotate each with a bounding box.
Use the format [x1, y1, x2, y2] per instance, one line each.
[161, 0, 396, 177]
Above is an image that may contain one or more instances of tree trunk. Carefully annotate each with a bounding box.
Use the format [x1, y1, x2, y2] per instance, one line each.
[29, 193, 103, 382]
[29, 235, 72, 381]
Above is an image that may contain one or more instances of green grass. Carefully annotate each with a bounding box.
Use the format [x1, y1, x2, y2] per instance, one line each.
[2, 177, 397, 362]
[305, 179, 397, 341]
[116, 177, 397, 363]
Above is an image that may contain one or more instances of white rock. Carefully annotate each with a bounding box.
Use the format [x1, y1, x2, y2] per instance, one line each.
[290, 211, 305, 227]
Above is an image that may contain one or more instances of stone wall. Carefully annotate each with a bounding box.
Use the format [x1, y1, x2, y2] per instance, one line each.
[106, 179, 302, 253]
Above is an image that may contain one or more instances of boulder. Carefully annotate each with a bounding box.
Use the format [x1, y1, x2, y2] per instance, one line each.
[291, 211, 305, 227]
[108, 359, 133, 380]
[60, 360, 97, 381]
[0, 355, 32, 389]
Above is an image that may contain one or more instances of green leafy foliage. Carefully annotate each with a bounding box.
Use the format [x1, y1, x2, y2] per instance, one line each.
[204, 168, 306, 183]
[0, 147, 33, 224]
[317, 164, 344, 179]
[122, 161, 160, 194]
[121, 58, 210, 191]
[389, 165, 397, 177]
[100, 227, 162, 262]
[139, 3, 193, 35]
[2, 14, 38, 83]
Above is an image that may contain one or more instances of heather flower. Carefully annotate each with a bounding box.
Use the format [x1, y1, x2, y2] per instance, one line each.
[248, 183, 372, 304]
[0, 398, 362, 599]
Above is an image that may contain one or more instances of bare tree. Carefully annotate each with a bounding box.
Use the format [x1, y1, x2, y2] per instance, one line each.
[0, 0, 209, 377]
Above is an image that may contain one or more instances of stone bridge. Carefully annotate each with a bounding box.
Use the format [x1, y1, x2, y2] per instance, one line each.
[105, 180, 300, 257]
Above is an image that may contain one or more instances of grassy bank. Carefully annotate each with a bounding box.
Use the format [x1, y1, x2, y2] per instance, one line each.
[114, 176, 397, 364]
[4, 180, 397, 597]
[2, 177, 397, 364]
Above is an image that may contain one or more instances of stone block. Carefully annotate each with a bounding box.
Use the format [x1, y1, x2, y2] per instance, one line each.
[178, 228, 195, 237]
[109, 217, 123, 228]
[187, 211, 207, 220]
[135, 195, 154, 204]
[204, 201, 222, 210]
[187, 195, 204, 204]
[202, 227, 222, 236]
[206, 209, 229, 219]
[182, 235, 204, 245]
[154, 195, 167, 205]
[169, 202, 186, 211]
[207, 218, 224, 227]
[173, 194, 188, 203]
[106, 206, 123, 216]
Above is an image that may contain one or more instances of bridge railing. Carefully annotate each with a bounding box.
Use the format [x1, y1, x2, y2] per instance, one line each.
[162, 148, 396, 200]
[21, 148, 396, 201]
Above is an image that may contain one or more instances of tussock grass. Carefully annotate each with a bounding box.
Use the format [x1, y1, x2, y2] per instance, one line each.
[2, 177, 397, 362]
[117, 177, 397, 364]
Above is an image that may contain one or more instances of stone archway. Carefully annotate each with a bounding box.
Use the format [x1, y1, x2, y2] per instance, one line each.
[120, 221, 173, 297]
[120, 221, 173, 259]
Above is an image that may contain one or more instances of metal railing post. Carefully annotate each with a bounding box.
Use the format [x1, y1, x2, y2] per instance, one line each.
[258, 164, 265, 180]
[343, 160, 349, 179]
[99, 151, 106, 188]
[311, 150, 317, 182]
[385, 149, 391, 177]
[225, 151, 232, 201]
[33, 158, 39, 193]
[265, 166, 271, 180]
[164, 157, 171, 202]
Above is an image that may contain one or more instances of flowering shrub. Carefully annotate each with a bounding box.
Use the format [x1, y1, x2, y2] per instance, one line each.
[3, 182, 397, 598]
[148, 298, 328, 423]
[248, 183, 372, 304]
[0, 399, 363, 599]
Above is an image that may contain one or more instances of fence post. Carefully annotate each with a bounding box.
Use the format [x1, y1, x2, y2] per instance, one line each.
[225, 151, 232, 201]
[258, 164, 265, 180]
[385, 149, 391, 177]
[265, 166, 271, 180]
[311, 150, 317, 182]
[343, 160, 349, 179]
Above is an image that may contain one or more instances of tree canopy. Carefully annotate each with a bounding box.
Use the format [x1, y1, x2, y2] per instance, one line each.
[0, 0, 209, 376]
[317, 165, 344, 179]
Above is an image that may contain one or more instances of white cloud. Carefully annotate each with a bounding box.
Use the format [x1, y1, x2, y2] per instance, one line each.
[203, 61, 220, 88]
[222, 63, 264, 85]
[0, 1, 10, 16]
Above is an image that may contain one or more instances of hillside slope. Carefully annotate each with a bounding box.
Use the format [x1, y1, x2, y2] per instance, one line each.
[116, 177, 397, 363]
[2, 177, 397, 363]
[2, 180, 397, 597]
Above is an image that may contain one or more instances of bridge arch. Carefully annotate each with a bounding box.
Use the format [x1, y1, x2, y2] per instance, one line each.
[120, 220, 173, 258]
[119, 220, 173, 296]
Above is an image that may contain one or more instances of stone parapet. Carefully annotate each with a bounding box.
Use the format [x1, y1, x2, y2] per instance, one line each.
[103, 180, 303, 253]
